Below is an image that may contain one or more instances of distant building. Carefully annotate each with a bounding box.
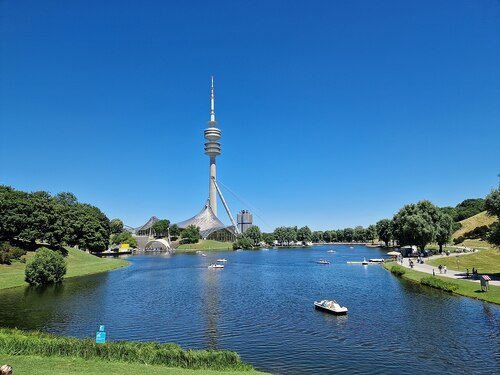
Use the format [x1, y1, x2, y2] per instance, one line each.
[237, 210, 253, 233]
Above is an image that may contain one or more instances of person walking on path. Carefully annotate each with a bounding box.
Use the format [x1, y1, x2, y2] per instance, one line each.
[438, 264, 443, 274]
[433, 269, 435, 276]
[444, 265, 447, 274]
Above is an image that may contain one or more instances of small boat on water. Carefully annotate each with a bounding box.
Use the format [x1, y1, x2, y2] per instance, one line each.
[217, 258, 227, 262]
[349, 246, 354, 249]
[318, 259, 330, 264]
[314, 300, 348, 315]
[201, 253, 207, 257]
[208, 264, 224, 269]
[327, 250, 336, 253]
[369, 258, 384, 263]
[362, 257, 369, 265]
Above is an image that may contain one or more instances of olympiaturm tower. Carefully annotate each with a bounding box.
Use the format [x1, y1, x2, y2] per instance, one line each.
[204, 76, 221, 216]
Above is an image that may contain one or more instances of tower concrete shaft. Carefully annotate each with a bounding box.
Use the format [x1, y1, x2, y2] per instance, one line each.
[204, 76, 221, 216]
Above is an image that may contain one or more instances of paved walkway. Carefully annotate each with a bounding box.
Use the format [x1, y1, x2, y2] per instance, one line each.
[398, 252, 500, 287]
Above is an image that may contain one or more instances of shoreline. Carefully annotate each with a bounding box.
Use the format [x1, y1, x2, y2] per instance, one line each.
[0, 248, 129, 291]
[382, 261, 500, 305]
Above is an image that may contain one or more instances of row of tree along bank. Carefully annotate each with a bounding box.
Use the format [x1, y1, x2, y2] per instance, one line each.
[233, 189, 500, 251]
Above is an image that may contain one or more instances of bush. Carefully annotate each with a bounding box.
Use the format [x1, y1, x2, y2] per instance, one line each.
[390, 265, 406, 276]
[0, 242, 26, 265]
[25, 247, 67, 286]
[421, 276, 459, 292]
[453, 236, 465, 245]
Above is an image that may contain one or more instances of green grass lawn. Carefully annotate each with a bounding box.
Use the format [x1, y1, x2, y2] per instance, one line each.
[0, 248, 128, 290]
[383, 261, 500, 304]
[0, 355, 267, 375]
[176, 240, 233, 252]
[426, 249, 500, 276]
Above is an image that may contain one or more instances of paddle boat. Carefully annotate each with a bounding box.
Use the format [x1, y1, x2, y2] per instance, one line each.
[318, 259, 331, 265]
[208, 264, 224, 269]
[314, 300, 348, 315]
[217, 258, 227, 262]
[327, 250, 336, 253]
[362, 257, 369, 265]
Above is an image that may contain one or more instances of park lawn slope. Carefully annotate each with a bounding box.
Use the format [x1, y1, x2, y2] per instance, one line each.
[0, 248, 128, 290]
[0, 355, 268, 375]
[383, 262, 500, 305]
[176, 240, 233, 252]
[453, 211, 497, 241]
[427, 249, 500, 276]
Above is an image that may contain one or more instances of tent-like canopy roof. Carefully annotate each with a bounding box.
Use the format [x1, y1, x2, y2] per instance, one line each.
[176, 201, 231, 239]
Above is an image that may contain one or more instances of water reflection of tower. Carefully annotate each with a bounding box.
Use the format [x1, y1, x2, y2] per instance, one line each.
[204, 76, 221, 216]
[201, 265, 221, 349]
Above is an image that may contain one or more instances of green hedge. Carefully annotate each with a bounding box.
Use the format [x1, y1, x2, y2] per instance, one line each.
[420, 277, 459, 292]
[0, 329, 253, 371]
[390, 265, 406, 276]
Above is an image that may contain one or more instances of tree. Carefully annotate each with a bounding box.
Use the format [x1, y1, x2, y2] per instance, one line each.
[485, 186, 500, 247]
[376, 219, 392, 247]
[66, 204, 110, 252]
[169, 224, 181, 240]
[180, 225, 200, 244]
[245, 225, 262, 246]
[262, 233, 275, 247]
[353, 226, 366, 242]
[110, 218, 124, 235]
[297, 226, 312, 244]
[311, 231, 323, 243]
[392, 200, 441, 252]
[273, 227, 287, 245]
[435, 212, 453, 252]
[366, 225, 377, 243]
[25, 247, 67, 287]
[152, 219, 170, 237]
[233, 235, 254, 250]
[111, 231, 138, 247]
[344, 228, 354, 242]
[322, 230, 332, 243]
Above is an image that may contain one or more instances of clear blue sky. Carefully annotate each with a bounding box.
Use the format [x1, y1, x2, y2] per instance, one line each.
[1, 0, 499, 232]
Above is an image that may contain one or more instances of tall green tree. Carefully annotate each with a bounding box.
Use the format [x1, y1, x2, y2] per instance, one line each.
[110, 218, 124, 235]
[180, 225, 201, 244]
[297, 226, 312, 243]
[262, 233, 275, 247]
[366, 225, 377, 243]
[376, 219, 392, 247]
[392, 200, 441, 252]
[311, 231, 324, 242]
[435, 212, 453, 252]
[25, 247, 67, 287]
[245, 225, 262, 246]
[344, 227, 354, 242]
[152, 219, 170, 237]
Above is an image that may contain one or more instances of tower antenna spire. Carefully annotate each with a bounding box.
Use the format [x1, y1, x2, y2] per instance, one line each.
[210, 75, 216, 123]
[204, 76, 222, 215]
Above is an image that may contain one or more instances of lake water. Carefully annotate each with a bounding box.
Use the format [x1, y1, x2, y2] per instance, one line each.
[0, 245, 498, 374]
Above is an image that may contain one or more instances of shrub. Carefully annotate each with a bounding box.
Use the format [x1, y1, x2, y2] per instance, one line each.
[25, 247, 67, 286]
[0, 242, 27, 265]
[390, 265, 406, 276]
[421, 276, 459, 292]
[453, 236, 465, 245]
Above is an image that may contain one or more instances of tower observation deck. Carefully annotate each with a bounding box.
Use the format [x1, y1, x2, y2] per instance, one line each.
[204, 76, 221, 216]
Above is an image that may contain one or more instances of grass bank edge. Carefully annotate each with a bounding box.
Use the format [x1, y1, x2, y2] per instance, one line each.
[382, 262, 500, 305]
[0, 328, 258, 372]
[0, 354, 268, 375]
[0, 248, 129, 291]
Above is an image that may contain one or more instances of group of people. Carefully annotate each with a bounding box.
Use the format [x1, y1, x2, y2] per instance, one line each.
[1, 364, 12, 375]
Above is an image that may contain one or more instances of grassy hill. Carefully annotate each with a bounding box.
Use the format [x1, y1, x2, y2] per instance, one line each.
[453, 211, 497, 239]
[0, 248, 128, 290]
[452, 211, 497, 249]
